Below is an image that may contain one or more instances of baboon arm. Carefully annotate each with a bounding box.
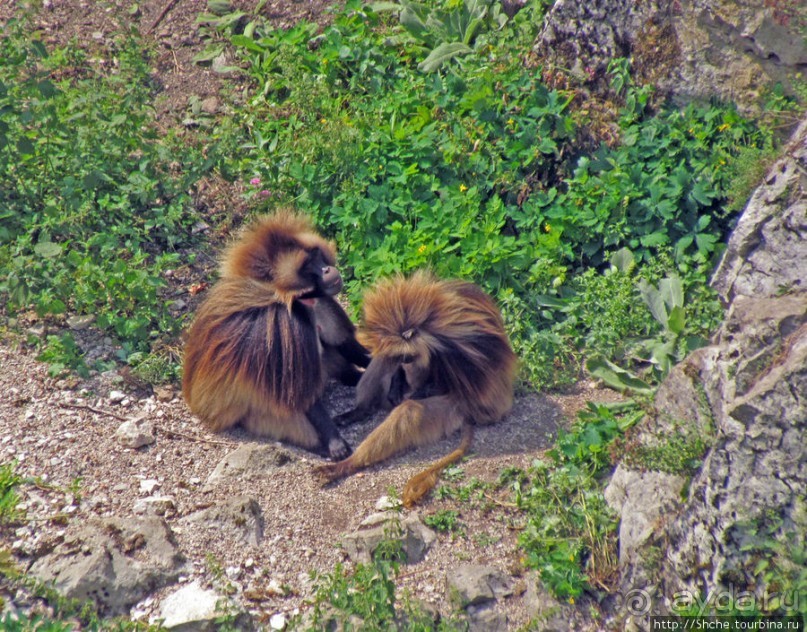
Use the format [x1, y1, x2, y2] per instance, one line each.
[335, 354, 400, 426]
[314, 297, 371, 368]
[306, 399, 352, 461]
[315, 395, 464, 483]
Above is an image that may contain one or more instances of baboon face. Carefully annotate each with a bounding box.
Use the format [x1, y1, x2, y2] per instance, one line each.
[298, 247, 343, 298]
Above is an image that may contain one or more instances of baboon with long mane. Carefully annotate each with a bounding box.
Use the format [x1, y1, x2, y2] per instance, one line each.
[315, 270, 517, 506]
[182, 210, 369, 460]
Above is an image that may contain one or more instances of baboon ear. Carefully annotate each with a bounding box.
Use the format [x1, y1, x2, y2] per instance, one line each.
[402, 328, 416, 340]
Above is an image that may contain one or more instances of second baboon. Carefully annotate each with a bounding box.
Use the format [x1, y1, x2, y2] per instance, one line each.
[315, 270, 517, 505]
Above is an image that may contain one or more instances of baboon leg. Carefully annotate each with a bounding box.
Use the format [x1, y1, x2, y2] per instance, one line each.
[241, 408, 319, 447]
[315, 395, 463, 483]
[240, 400, 350, 461]
[335, 354, 401, 426]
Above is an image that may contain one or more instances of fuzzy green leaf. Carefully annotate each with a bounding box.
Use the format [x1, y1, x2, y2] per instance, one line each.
[586, 355, 654, 394]
[418, 42, 472, 72]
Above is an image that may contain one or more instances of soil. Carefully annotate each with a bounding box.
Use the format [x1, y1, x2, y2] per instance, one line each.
[0, 1, 622, 628]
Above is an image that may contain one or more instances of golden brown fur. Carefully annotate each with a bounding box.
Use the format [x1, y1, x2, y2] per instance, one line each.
[182, 210, 369, 459]
[314, 270, 517, 504]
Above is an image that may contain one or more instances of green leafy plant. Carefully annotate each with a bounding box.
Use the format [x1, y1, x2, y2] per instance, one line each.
[0, 13, 211, 372]
[0, 461, 24, 525]
[294, 552, 464, 630]
[36, 333, 89, 378]
[206, 2, 763, 388]
[512, 402, 643, 599]
[423, 509, 463, 533]
[379, 0, 510, 71]
[584, 249, 712, 391]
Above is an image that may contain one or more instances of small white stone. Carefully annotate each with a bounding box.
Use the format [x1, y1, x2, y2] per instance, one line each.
[266, 579, 285, 596]
[139, 479, 160, 494]
[109, 390, 126, 404]
[115, 417, 156, 449]
[133, 496, 175, 516]
[269, 613, 287, 630]
[375, 495, 401, 511]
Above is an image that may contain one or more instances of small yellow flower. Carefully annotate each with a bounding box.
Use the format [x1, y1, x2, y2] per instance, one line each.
[544, 223, 551, 233]
[459, 184, 468, 192]
[417, 245, 427, 254]
[507, 118, 515, 126]
[568, 597, 575, 605]
[320, 118, 327, 124]
[717, 123, 730, 132]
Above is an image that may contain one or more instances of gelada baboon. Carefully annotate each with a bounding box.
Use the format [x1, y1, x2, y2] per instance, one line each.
[182, 210, 370, 460]
[315, 270, 517, 506]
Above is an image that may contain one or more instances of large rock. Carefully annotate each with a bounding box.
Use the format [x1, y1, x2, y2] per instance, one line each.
[157, 581, 254, 631]
[341, 512, 436, 564]
[608, 117, 807, 618]
[604, 465, 686, 564]
[29, 516, 185, 615]
[205, 444, 294, 489]
[181, 495, 264, 547]
[446, 564, 513, 607]
[536, 0, 807, 113]
[711, 121, 807, 302]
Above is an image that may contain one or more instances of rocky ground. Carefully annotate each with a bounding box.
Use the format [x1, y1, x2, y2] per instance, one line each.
[0, 1, 624, 629]
[0, 336, 620, 628]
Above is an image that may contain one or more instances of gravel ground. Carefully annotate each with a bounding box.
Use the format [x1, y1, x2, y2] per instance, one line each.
[0, 336, 621, 627]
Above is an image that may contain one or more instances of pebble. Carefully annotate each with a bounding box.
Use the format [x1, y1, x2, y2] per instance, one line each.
[140, 479, 161, 494]
[375, 495, 401, 511]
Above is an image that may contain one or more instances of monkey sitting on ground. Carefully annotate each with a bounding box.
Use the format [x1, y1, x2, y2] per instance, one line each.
[314, 270, 518, 506]
[182, 210, 370, 460]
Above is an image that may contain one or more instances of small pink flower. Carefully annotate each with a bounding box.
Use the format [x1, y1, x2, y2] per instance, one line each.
[250, 177, 261, 186]
[260, 190, 271, 198]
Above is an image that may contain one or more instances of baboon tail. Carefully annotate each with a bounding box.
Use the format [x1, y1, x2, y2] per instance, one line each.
[402, 423, 474, 508]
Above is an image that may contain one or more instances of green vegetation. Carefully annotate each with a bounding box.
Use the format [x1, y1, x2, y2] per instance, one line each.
[0, 461, 24, 524]
[0, 14, 211, 375]
[508, 402, 644, 599]
[295, 524, 464, 630]
[619, 422, 710, 475]
[0, 0, 781, 385]
[203, 0, 771, 387]
[423, 509, 464, 533]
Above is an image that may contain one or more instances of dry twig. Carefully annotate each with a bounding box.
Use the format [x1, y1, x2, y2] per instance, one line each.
[149, 0, 182, 33]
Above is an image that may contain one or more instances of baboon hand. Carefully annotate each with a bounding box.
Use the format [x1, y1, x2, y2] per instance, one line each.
[312, 459, 352, 486]
[326, 437, 352, 462]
